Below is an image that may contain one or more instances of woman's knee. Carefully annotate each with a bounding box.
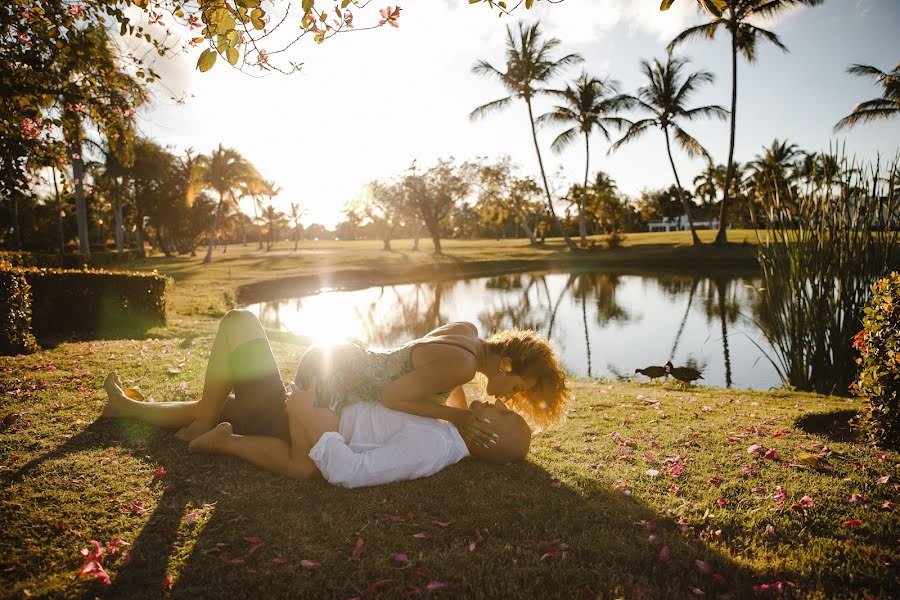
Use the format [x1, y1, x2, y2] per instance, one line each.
[284, 459, 317, 480]
[221, 310, 266, 343]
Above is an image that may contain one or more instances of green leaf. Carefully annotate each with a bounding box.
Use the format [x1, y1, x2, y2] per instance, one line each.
[700, 0, 726, 17]
[660, 0, 675, 10]
[302, 0, 315, 12]
[226, 47, 239, 65]
[469, 0, 481, 4]
[119, 17, 129, 36]
[525, 0, 534, 8]
[197, 48, 217, 72]
[236, 0, 261, 7]
[341, 0, 351, 7]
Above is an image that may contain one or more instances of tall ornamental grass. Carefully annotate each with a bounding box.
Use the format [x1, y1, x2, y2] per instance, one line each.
[755, 154, 898, 395]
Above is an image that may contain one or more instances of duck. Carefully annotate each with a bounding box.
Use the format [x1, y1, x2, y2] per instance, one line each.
[634, 365, 668, 382]
[664, 361, 703, 386]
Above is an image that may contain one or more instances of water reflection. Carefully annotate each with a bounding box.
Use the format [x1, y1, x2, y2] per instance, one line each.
[245, 269, 782, 391]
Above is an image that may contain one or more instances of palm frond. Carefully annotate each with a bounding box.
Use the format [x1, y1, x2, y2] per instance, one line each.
[743, 24, 788, 53]
[680, 105, 729, 121]
[671, 125, 710, 160]
[469, 96, 515, 122]
[550, 127, 580, 153]
[667, 21, 724, 53]
[846, 63, 889, 80]
[749, 0, 824, 22]
[534, 108, 577, 128]
[834, 105, 900, 131]
[609, 119, 657, 154]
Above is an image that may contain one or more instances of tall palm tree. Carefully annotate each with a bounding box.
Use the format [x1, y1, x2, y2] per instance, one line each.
[197, 144, 252, 263]
[470, 21, 583, 250]
[289, 201, 305, 251]
[668, 0, 824, 245]
[834, 63, 900, 131]
[693, 160, 721, 210]
[611, 55, 727, 246]
[536, 72, 630, 246]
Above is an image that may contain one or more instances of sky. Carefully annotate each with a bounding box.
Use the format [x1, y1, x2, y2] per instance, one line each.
[136, 0, 900, 228]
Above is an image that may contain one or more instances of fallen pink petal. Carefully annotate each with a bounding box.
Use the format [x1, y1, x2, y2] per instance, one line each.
[300, 559, 321, 570]
[695, 559, 714, 575]
[432, 518, 455, 528]
[658, 545, 670, 562]
[153, 466, 165, 479]
[413, 531, 432, 540]
[426, 581, 449, 591]
[351, 537, 364, 560]
[842, 519, 863, 527]
[391, 553, 408, 563]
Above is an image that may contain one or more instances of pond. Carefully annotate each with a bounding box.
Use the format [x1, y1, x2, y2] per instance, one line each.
[243, 269, 783, 391]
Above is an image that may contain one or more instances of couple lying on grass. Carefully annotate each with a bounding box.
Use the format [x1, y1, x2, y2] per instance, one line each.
[102, 309, 569, 488]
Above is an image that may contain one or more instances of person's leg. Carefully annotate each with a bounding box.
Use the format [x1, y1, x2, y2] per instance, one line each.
[188, 395, 340, 480]
[102, 372, 198, 428]
[175, 309, 276, 441]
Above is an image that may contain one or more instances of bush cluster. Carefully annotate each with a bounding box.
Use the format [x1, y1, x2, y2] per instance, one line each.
[0, 269, 39, 355]
[0, 265, 169, 351]
[852, 271, 900, 449]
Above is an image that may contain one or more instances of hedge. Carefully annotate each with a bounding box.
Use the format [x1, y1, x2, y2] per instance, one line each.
[852, 271, 900, 449]
[0, 268, 38, 355]
[0, 265, 170, 346]
[0, 249, 142, 269]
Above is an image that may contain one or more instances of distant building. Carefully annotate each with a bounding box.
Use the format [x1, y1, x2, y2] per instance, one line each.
[647, 215, 720, 232]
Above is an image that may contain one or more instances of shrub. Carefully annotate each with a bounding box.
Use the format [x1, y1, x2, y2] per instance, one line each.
[852, 271, 900, 449]
[0, 251, 36, 268]
[22, 267, 170, 341]
[0, 267, 38, 355]
[605, 231, 625, 250]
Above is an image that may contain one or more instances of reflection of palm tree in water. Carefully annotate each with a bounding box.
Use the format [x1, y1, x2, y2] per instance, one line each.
[669, 276, 699, 360]
[357, 283, 448, 347]
[477, 276, 544, 334]
[699, 278, 741, 388]
[716, 278, 733, 388]
[573, 273, 630, 377]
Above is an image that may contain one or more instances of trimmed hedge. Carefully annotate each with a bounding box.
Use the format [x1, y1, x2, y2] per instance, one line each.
[0, 249, 143, 269]
[0, 268, 39, 355]
[853, 271, 900, 449]
[23, 267, 169, 340]
[0, 265, 170, 345]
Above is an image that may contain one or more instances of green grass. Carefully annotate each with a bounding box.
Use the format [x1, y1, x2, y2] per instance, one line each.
[2, 230, 898, 598]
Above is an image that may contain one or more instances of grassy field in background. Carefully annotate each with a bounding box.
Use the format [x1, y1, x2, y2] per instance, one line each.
[2, 228, 898, 598]
[123, 230, 761, 318]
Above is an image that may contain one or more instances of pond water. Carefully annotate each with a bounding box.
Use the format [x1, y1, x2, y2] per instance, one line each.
[243, 269, 783, 391]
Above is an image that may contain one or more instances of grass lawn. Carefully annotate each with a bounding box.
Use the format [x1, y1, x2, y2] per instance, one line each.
[2, 230, 898, 598]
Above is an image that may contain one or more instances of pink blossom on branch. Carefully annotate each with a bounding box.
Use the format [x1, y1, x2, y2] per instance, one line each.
[378, 6, 402, 28]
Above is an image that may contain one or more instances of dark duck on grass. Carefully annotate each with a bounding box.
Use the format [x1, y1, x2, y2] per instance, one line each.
[664, 361, 703, 386]
[634, 365, 668, 382]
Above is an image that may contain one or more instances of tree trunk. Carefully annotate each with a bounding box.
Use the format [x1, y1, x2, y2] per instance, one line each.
[716, 28, 739, 246]
[53, 168, 64, 260]
[203, 192, 224, 263]
[294, 224, 299, 252]
[411, 220, 420, 251]
[135, 200, 146, 258]
[113, 178, 124, 253]
[424, 217, 442, 255]
[67, 120, 90, 256]
[526, 99, 577, 250]
[663, 126, 702, 246]
[253, 199, 263, 249]
[580, 134, 590, 247]
[11, 192, 21, 250]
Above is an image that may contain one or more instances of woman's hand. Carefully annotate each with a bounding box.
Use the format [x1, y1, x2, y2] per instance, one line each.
[451, 409, 497, 448]
[286, 381, 316, 419]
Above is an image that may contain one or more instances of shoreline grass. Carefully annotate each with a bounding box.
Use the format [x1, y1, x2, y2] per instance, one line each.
[2, 229, 898, 598]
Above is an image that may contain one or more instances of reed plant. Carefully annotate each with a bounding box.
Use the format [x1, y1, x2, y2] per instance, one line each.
[755, 153, 898, 394]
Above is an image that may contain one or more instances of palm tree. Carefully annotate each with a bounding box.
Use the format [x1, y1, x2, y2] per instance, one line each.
[536, 72, 630, 246]
[693, 160, 721, 210]
[748, 138, 802, 208]
[834, 63, 900, 131]
[470, 21, 583, 250]
[668, 0, 824, 245]
[289, 201, 305, 251]
[197, 144, 253, 263]
[611, 55, 727, 246]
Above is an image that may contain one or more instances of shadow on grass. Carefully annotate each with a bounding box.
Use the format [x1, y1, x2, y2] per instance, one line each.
[15, 426, 768, 599]
[794, 409, 861, 443]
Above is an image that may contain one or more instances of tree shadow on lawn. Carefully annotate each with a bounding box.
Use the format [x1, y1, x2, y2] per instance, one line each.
[115, 459, 763, 597]
[7, 418, 767, 599]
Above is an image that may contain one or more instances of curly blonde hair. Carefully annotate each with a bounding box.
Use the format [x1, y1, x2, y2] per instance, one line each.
[484, 329, 570, 430]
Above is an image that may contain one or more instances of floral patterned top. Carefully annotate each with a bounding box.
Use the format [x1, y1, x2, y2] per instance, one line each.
[292, 341, 455, 415]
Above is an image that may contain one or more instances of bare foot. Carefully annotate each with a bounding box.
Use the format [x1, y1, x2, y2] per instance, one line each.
[188, 422, 233, 454]
[175, 416, 219, 442]
[102, 372, 130, 418]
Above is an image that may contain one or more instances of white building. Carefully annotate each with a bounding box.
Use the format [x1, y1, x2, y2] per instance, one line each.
[647, 215, 720, 232]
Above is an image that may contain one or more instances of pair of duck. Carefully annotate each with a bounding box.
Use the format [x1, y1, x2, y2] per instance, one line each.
[634, 361, 703, 385]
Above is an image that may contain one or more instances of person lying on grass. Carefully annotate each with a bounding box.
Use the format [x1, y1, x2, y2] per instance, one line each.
[170, 310, 568, 444]
[103, 373, 530, 487]
[100, 309, 565, 485]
